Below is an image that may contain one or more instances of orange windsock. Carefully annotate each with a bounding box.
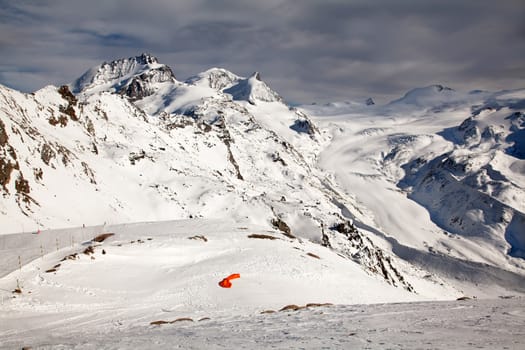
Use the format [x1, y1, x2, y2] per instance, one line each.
[219, 279, 232, 288]
[218, 273, 241, 288]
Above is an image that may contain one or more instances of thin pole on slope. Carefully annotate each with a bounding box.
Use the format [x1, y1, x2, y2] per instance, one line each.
[18, 256, 21, 271]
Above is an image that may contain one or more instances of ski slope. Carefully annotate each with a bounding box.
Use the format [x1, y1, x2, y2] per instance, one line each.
[1, 220, 523, 349]
[0, 219, 463, 348]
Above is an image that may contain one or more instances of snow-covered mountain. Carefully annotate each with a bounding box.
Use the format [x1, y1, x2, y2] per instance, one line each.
[1, 53, 525, 348]
[302, 87, 525, 284]
[1, 53, 427, 294]
[401, 105, 525, 259]
[2, 54, 524, 288]
[72, 53, 178, 100]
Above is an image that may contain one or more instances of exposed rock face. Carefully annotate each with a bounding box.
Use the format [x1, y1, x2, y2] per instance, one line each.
[0, 118, 17, 194]
[328, 221, 414, 292]
[119, 65, 177, 101]
[72, 53, 177, 100]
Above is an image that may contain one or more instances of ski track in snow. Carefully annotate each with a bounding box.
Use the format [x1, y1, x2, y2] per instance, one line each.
[1, 299, 524, 349]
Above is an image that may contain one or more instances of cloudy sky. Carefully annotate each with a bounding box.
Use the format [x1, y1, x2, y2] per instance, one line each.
[1, 0, 524, 104]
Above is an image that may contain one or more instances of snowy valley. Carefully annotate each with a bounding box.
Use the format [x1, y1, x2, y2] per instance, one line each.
[0, 54, 524, 348]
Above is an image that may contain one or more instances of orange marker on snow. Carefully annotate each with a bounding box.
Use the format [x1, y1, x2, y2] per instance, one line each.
[218, 273, 240, 288]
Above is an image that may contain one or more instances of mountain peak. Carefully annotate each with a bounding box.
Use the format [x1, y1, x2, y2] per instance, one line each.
[72, 53, 177, 99]
[432, 84, 454, 92]
[224, 72, 282, 104]
[135, 52, 159, 65]
[388, 84, 460, 107]
[402, 84, 456, 97]
[185, 67, 240, 90]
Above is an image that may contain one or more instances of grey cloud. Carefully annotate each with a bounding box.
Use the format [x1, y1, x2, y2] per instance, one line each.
[0, 0, 523, 104]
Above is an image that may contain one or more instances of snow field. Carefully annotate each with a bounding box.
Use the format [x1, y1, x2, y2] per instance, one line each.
[0, 219, 463, 348]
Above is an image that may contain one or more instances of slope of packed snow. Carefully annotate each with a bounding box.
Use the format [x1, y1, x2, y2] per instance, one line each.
[3, 298, 524, 349]
[0, 220, 522, 349]
[0, 219, 467, 348]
